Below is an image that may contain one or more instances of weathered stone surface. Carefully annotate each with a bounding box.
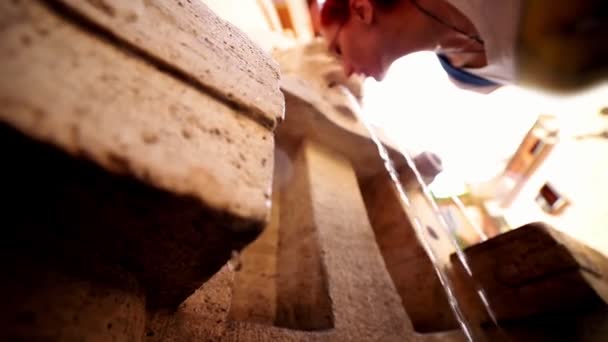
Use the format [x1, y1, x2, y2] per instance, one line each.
[0, 260, 146, 342]
[0, 0, 274, 224]
[274, 141, 334, 332]
[228, 178, 281, 326]
[281, 141, 411, 340]
[278, 75, 407, 181]
[453, 222, 608, 321]
[146, 266, 236, 341]
[0, 123, 261, 310]
[271, 40, 465, 337]
[0, 0, 280, 336]
[0, 0, 283, 341]
[58, 0, 284, 129]
[360, 170, 459, 333]
[147, 141, 467, 341]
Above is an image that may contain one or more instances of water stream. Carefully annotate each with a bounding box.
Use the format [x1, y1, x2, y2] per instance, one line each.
[350, 98, 504, 341]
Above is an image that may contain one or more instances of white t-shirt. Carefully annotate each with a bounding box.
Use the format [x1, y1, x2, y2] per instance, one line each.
[444, 0, 522, 85]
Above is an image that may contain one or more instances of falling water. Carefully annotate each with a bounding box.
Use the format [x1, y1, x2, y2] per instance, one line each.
[228, 250, 242, 272]
[346, 90, 503, 341]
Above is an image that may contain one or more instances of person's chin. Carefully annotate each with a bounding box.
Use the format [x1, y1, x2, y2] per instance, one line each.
[357, 66, 386, 81]
[371, 69, 387, 82]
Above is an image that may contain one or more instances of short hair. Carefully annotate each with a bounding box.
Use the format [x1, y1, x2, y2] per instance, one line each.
[320, 0, 401, 26]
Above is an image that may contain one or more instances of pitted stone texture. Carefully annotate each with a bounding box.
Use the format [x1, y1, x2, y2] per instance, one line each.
[361, 171, 459, 333]
[454, 222, 608, 321]
[0, 0, 274, 224]
[146, 141, 467, 341]
[0, 123, 261, 310]
[277, 76, 408, 180]
[59, 0, 284, 129]
[1, 262, 146, 342]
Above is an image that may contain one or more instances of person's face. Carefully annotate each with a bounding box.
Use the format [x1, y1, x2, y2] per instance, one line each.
[320, 0, 392, 81]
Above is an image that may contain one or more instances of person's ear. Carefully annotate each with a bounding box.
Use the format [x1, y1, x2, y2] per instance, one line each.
[350, 0, 374, 25]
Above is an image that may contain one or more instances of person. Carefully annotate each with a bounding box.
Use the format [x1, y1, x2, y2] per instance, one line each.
[310, 0, 608, 93]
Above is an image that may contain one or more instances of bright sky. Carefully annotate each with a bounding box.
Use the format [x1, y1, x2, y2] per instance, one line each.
[362, 52, 608, 190]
